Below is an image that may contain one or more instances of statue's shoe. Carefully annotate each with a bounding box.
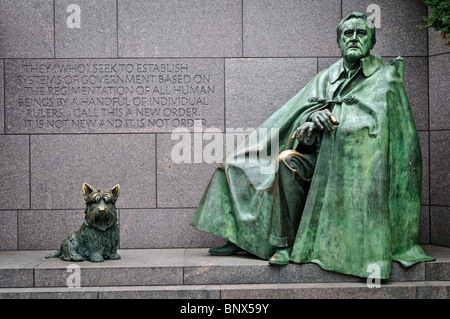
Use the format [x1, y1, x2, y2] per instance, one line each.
[208, 241, 244, 256]
[268, 248, 290, 266]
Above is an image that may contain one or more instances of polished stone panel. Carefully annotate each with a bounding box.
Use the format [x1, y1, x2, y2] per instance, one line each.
[0, 211, 17, 250]
[419, 131, 429, 205]
[119, 208, 225, 248]
[0, 60, 4, 134]
[18, 210, 84, 250]
[0, 0, 54, 58]
[55, 0, 117, 58]
[30, 134, 156, 209]
[243, 0, 341, 57]
[419, 206, 430, 245]
[156, 133, 220, 208]
[0, 135, 30, 210]
[118, 0, 242, 57]
[430, 207, 450, 248]
[429, 54, 450, 130]
[430, 131, 450, 206]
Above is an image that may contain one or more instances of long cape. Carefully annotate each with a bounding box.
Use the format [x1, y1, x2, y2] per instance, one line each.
[190, 55, 434, 278]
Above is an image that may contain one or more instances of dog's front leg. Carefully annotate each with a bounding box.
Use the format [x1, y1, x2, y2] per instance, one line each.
[89, 252, 105, 263]
[106, 243, 121, 260]
[106, 252, 121, 260]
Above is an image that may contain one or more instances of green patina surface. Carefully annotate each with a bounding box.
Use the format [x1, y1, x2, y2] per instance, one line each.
[191, 12, 434, 279]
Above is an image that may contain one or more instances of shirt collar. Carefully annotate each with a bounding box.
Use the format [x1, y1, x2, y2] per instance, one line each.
[328, 55, 384, 84]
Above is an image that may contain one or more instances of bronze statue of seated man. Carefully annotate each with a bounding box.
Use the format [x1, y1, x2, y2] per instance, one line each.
[191, 12, 434, 279]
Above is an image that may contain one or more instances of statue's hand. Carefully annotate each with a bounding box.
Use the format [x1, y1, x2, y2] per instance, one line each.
[292, 122, 318, 143]
[310, 109, 339, 131]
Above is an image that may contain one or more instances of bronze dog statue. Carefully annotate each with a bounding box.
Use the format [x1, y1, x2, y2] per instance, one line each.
[46, 183, 121, 262]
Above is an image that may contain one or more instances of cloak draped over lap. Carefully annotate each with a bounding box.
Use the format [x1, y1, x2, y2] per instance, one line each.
[190, 55, 434, 279]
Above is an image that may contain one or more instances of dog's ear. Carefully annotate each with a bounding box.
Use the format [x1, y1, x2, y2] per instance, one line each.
[108, 184, 120, 200]
[82, 183, 95, 200]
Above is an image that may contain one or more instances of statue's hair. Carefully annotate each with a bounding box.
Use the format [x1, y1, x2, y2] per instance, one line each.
[337, 11, 376, 48]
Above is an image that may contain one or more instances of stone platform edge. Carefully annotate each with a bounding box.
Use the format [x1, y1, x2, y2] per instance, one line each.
[0, 245, 448, 299]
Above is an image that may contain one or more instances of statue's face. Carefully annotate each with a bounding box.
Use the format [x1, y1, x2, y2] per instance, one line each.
[339, 18, 373, 62]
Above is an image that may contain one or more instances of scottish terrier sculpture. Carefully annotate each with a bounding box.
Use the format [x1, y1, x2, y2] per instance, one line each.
[46, 183, 121, 262]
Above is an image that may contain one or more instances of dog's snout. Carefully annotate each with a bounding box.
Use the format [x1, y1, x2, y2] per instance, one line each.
[98, 207, 106, 214]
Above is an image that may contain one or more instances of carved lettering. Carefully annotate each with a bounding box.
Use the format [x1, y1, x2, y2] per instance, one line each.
[5, 59, 223, 133]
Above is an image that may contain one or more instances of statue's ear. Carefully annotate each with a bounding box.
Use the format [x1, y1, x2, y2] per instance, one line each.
[108, 184, 120, 200]
[82, 183, 95, 199]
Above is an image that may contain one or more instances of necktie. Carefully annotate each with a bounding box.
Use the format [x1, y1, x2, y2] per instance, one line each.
[347, 68, 357, 79]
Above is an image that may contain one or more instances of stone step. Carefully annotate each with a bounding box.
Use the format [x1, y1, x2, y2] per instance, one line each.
[0, 245, 448, 298]
[0, 281, 448, 299]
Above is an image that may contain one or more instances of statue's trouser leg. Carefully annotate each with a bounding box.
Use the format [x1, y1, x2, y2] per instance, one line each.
[269, 150, 317, 248]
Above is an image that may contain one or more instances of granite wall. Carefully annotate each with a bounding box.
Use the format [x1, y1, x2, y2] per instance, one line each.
[0, 0, 448, 250]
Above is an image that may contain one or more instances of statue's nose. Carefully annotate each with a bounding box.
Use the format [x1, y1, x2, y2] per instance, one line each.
[98, 207, 106, 214]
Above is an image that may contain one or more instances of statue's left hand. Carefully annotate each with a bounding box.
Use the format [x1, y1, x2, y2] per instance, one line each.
[292, 122, 318, 143]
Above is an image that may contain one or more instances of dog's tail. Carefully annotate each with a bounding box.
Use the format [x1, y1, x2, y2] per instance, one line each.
[45, 250, 61, 258]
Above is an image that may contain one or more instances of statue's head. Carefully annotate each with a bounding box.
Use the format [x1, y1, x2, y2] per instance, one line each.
[337, 12, 376, 64]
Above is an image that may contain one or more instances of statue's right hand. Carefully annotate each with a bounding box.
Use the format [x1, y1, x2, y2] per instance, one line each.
[292, 122, 318, 142]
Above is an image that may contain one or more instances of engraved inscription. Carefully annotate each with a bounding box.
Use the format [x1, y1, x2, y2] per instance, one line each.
[5, 59, 224, 133]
